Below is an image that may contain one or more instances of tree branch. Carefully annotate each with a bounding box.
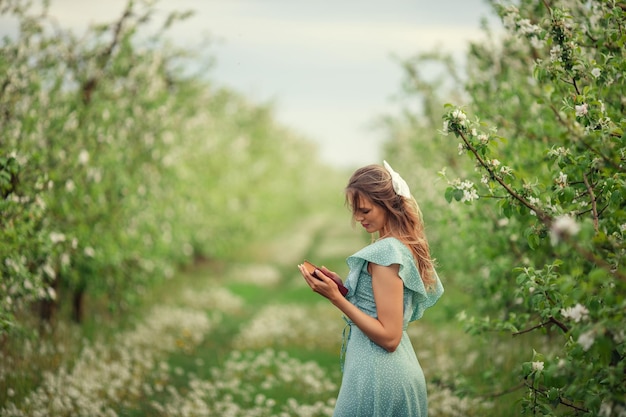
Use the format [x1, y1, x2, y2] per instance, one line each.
[459, 127, 626, 282]
[582, 171, 599, 232]
[546, 103, 620, 171]
[526, 381, 590, 413]
[100, 2, 133, 66]
[82, 1, 134, 104]
[572, 77, 581, 95]
[513, 316, 569, 336]
[480, 382, 526, 399]
[458, 130, 551, 224]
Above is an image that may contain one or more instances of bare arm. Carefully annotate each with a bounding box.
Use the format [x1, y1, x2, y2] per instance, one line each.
[298, 263, 404, 352]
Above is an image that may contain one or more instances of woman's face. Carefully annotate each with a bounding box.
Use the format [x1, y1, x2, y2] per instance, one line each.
[353, 195, 387, 234]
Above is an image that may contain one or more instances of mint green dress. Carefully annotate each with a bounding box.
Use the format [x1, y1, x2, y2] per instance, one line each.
[333, 238, 444, 417]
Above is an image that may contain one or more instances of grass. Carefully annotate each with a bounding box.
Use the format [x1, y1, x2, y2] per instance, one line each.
[0, 211, 552, 416]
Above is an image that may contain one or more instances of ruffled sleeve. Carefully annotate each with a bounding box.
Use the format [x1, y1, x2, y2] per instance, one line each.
[344, 238, 443, 321]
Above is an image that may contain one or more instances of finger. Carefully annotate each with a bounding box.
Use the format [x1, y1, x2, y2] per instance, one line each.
[299, 265, 317, 286]
[319, 266, 334, 277]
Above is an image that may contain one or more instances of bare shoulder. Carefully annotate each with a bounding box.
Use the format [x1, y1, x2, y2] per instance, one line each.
[369, 262, 400, 278]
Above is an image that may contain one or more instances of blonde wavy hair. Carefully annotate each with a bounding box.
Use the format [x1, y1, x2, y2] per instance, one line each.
[345, 164, 436, 289]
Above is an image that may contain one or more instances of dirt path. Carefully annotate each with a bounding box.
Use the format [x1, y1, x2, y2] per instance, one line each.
[247, 211, 363, 262]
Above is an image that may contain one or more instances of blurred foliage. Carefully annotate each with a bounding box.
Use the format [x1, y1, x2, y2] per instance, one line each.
[0, 0, 338, 335]
[382, 0, 625, 415]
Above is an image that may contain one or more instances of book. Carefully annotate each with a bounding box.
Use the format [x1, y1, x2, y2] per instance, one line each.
[303, 260, 348, 296]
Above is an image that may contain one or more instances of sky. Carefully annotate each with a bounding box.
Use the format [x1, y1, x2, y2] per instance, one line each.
[2, 0, 499, 169]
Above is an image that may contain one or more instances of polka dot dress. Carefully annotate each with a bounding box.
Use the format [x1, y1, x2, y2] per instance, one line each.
[333, 238, 444, 417]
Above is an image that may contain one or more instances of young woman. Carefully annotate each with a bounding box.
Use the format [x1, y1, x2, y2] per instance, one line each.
[298, 161, 444, 417]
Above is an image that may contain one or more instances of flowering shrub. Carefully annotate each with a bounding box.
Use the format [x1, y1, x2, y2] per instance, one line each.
[150, 349, 338, 417]
[439, 1, 626, 415]
[232, 303, 344, 350]
[385, 0, 625, 415]
[1, 305, 217, 416]
[0, 0, 327, 335]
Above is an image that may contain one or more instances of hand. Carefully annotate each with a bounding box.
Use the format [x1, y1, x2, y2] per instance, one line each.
[298, 264, 342, 301]
[318, 266, 343, 284]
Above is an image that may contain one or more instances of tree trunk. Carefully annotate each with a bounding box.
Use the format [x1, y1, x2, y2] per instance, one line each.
[72, 286, 85, 323]
[38, 278, 58, 322]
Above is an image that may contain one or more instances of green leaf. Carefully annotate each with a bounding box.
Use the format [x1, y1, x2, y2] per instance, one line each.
[516, 272, 528, 285]
[502, 201, 513, 218]
[527, 233, 540, 250]
[445, 187, 454, 203]
[453, 188, 464, 202]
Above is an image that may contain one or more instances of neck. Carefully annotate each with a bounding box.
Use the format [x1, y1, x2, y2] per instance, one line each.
[377, 230, 392, 240]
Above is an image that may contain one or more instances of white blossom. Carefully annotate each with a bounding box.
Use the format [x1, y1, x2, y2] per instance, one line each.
[452, 109, 467, 123]
[462, 188, 479, 202]
[550, 45, 562, 62]
[591, 67, 601, 78]
[65, 179, 76, 193]
[599, 401, 613, 417]
[47, 287, 57, 300]
[575, 103, 588, 117]
[78, 150, 90, 165]
[531, 361, 544, 371]
[42, 263, 56, 279]
[560, 303, 589, 322]
[530, 36, 545, 49]
[517, 19, 541, 36]
[50, 232, 66, 244]
[442, 120, 449, 135]
[503, 13, 516, 30]
[87, 168, 102, 183]
[454, 180, 479, 203]
[578, 330, 595, 351]
[84, 247, 96, 257]
[550, 215, 581, 245]
[555, 171, 568, 189]
[500, 166, 513, 176]
[548, 146, 570, 158]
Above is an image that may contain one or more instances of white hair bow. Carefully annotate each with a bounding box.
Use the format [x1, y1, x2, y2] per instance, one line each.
[383, 160, 411, 198]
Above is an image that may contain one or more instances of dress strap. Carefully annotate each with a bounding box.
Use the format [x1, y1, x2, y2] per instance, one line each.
[340, 316, 353, 372]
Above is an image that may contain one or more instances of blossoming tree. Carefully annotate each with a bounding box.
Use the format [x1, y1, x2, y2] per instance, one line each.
[439, 1, 626, 415]
[0, 0, 327, 335]
[384, 0, 624, 415]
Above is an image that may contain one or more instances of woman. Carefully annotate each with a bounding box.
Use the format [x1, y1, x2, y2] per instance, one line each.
[298, 161, 444, 417]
